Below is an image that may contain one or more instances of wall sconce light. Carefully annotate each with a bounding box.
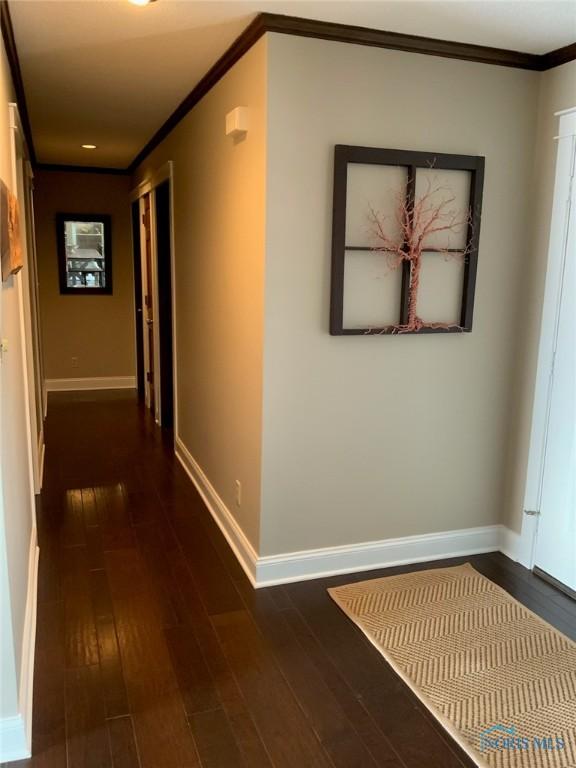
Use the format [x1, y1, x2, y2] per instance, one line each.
[225, 107, 248, 138]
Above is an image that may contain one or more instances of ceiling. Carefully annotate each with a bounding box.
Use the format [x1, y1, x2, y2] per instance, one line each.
[9, 0, 576, 169]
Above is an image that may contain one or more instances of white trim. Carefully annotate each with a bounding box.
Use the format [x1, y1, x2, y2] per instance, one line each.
[0, 529, 39, 762]
[129, 160, 173, 201]
[174, 436, 260, 587]
[131, 161, 176, 431]
[19, 528, 38, 756]
[45, 376, 136, 392]
[175, 436, 259, 586]
[522, 115, 576, 566]
[9, 103, 39, 519]
[149, 189, 161, 424]
[257, 525, 505, 587]
[168, 169, 178, 440]
[518, 513, 539, 569]
[174, 433, 516, 588]
[38, 435, 45, 491]
[499, 525, 524, 565]
[0, 715, 29, 763]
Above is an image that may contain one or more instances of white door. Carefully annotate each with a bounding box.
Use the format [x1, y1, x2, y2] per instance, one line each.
[533, 111, 576, 592]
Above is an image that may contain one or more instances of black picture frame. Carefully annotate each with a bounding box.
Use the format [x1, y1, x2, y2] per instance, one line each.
[330, 146, 485, 335]
[56, 212, 112, 295]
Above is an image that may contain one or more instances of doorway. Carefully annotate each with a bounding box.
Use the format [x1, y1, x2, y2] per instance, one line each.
[142, 193, 155, 415]
[527, 107, 575, 597]
[131, 163, 175, 431]
[155, 179, 173, 430]
[131, 199, 144, 401]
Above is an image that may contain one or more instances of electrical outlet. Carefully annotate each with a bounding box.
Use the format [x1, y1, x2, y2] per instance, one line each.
[235, 480, 242, 507]
[71, 356, 79, 368]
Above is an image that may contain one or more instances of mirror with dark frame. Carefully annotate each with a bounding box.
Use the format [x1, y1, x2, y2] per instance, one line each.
[56, 213, 112, 295]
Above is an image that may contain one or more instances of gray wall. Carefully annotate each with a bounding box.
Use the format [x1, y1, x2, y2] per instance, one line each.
[261, 34, 539, 556]
[133, 38, 268, 550]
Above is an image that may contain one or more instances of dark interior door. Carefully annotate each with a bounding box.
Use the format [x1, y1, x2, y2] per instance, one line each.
[143, 194, 155, 413]
[155, 180, 174, 430]
[131, 200, 144, 400]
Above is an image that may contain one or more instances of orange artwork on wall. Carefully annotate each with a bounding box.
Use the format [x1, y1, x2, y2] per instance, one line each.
[0, 178, 23, 281]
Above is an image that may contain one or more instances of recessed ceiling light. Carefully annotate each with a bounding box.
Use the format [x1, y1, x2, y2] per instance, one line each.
[129, 0, 157, 5]
[81, 144, 97, 150]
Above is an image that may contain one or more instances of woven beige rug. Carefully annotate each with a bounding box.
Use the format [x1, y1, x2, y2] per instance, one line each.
[328, 563, 576, 768]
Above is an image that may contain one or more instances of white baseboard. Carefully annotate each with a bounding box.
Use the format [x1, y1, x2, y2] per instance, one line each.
[45, 376, 137, 392]
[256, 525, 505, 587]
[175, 436, 259, 587]
[173, 436, 520, 588]
[20, 527, 38, 757]
[499, 525, 523, 565]
[0, 715, 29, 763]
[38, 437, 45, 492]
[0, 528, 38, 763]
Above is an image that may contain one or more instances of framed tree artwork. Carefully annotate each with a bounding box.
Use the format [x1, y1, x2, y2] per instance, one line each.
[330, 146, 485, 335]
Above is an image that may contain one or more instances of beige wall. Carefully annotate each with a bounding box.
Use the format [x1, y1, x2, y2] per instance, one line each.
[0, 40, 34, 723]
[503, 60, 576, 533]
[132, 39, 267, 550]
[261, 34, 539, 555]
[34, 170, 135, 380]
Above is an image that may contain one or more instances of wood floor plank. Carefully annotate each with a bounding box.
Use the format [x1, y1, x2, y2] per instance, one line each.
[63, 547, 99, 668]
[282, 605, 406, 767]
[169, 512, 244, 617]
[212, 608, 334, 768]
[95, 615, 130, 719]
[95, 484, 135, 551]
[172, 557, 274, 768]
[235, 581, 386, 768]
[189, 708, 247, 768]
[86, 523, 105, 572]
[165, 623, 221, 716]
[65, 665, 111, 768]
[81, 488, 99, 528]
[105, 548, 201, 768]
[107, 716, 141, 768]
[30, 602, 66, 768]
[61, 488, 86, 548]
[134, 521, 189, 628]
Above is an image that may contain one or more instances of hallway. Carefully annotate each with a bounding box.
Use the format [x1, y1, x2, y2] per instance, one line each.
[2, 392, 574, 768]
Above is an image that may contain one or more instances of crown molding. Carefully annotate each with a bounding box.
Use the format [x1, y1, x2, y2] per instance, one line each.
[539, 42, 576, 71]
[0, 0, 36, 164]
[3, 4, 575, 175]
[262, 13, 541, 69]
[35, 163, 129, 176]
[128, 13, 575, 173]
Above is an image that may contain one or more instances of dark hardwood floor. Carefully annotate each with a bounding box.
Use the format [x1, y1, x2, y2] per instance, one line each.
[5, 390, 576, 768]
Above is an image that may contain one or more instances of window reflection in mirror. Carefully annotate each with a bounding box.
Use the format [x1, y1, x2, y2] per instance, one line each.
[57, 214, 112, 295]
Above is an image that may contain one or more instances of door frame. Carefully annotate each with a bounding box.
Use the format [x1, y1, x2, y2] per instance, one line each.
[130, 199, 144, 400]
[521, 106, 576, 568]
[154, 179, 174, 430]
[130, 161, 177, 431]
[9, 102, 45, 495]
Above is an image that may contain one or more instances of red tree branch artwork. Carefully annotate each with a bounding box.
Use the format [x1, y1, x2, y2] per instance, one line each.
[368, 178, 472, 334]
